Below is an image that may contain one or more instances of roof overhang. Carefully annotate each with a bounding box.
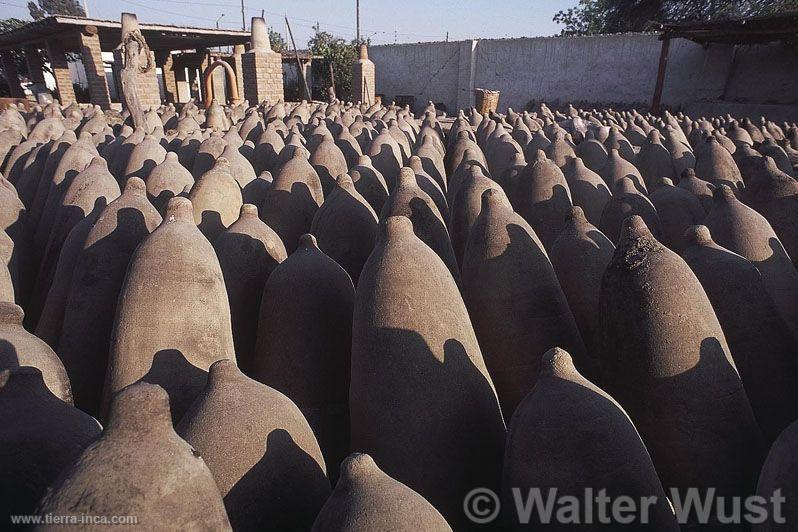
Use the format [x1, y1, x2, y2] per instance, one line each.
[0, 15, 251, 51]
[660, 11, 798, 44]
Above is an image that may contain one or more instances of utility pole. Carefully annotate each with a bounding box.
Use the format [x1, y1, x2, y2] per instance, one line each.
[356, 0, 360, 43]
[241, 0, 246, 30]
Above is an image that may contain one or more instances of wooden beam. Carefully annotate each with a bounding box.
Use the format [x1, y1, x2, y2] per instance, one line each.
[329, 62, 336, 100]
[650, 36, 670, 116]
[285, 16, 311, 101]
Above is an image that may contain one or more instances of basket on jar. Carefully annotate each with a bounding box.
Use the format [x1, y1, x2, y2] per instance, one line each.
[474, 88, 500, 114]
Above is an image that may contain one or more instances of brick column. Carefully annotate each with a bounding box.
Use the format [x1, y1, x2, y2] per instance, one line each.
[140, 50, 162, 108]
[232, 44, 245, 103]
[24, 45, 46, 85]
[241, 17, 284, 105]
[352, 43, 375, 105]
[0, 50, 25, 98]
[79, 27, 112, 109]
[46, 39, 76, 104]
[113, 48, 162, 110]
[157, 51, 177, 103]
[173, 61, 188, 102]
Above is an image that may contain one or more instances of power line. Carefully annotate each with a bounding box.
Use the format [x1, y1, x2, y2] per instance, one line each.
[3, 0, 441, 46]
[120, 0, 237, 6]
[0, 1, 30, 8]
[253, 8, 445, 39]
[119, 0, 222, 22]
[5, 0, 446, 41]
[118, 0, 446, 40]
[115, 0, 345, 37]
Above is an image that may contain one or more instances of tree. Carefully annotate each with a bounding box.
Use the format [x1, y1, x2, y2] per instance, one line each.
[307, 23, 366, 100]
[28, 0, 85, 19]
[0, 18, 31, 94]
[553, 0, 611, 36]
[0, 18, 26, 33]
[269, 29, 287, 53]
[553, 0, 797, 36]
[1, 0, 84, 96]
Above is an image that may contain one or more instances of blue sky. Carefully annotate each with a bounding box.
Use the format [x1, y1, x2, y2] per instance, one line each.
[1, 0, 578, 47]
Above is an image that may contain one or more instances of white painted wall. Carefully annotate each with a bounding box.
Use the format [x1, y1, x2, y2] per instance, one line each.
[369, 34, 798, 120]
[370, 40, 461, 112]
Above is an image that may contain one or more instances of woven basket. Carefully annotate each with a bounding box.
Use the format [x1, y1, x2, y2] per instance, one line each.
[474, 88, 499, 114]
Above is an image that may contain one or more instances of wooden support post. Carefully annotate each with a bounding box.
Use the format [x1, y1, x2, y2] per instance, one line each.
[329, 62, 336, 100]
[285, 16, 311, 101]
[650, 36, 670, 116]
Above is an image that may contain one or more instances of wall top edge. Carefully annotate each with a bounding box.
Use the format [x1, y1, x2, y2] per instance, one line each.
[369, 32, 661, 48]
